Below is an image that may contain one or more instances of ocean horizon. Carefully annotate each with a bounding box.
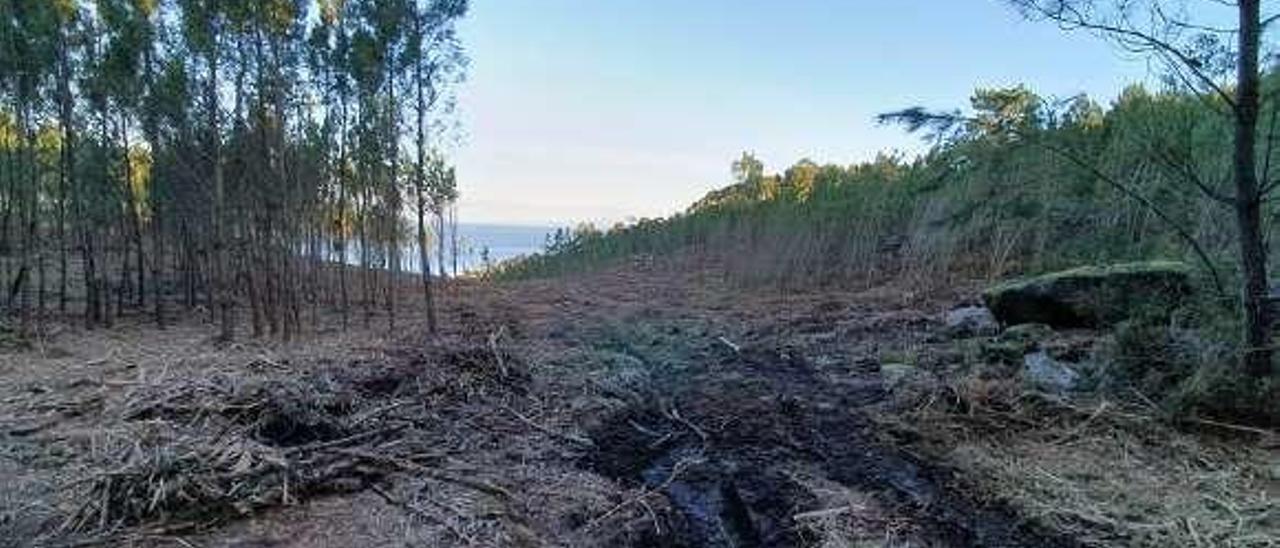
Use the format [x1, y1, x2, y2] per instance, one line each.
[336, 222, 557, 275]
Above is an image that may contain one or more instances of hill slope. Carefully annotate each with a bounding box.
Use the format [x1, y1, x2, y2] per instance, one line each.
[502, 80, 1280, 294]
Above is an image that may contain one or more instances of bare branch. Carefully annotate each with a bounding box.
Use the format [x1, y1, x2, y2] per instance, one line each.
[1010, 0, 1239, 111]
[1151, 143, 1235, 204]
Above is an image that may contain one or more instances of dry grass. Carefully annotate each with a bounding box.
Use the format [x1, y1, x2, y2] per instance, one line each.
[881, 386, 1280, 548]
[785, 464, 925, 547]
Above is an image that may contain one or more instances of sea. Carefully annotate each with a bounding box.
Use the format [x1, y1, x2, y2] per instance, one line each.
[398, 223, 555, 274]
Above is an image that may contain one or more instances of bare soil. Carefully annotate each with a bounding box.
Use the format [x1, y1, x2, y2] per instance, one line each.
[1, 256, 1275, 547]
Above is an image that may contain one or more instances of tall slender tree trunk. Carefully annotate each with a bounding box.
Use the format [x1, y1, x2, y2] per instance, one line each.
[386, 58, 399, 333]
[436, 210, 446, 280]
[153, 200, 165, 328]
[210, 37, 232, 341]
[57, 34, 71, 317]
[450, 205, 458, 277]
[2, 137, 14, 311]
[337, 84, 351, 329]
[18, 102, 35, 336]
[412, 29, 438, 334]
[120, 111, 145, 309]
[1234, 0, 1271, 376]
[58, 41, 78, 321]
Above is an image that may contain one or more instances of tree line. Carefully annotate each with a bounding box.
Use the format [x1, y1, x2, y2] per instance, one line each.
[0, 0, 468, 340]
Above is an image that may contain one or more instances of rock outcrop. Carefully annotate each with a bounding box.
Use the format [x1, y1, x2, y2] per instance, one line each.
[982, 261, 1193, 328]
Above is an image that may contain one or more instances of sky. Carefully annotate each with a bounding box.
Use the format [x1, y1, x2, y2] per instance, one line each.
[451, 1, 1161, 227]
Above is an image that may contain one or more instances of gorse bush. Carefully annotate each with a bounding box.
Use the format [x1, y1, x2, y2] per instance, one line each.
[497, 77, 1280, 294]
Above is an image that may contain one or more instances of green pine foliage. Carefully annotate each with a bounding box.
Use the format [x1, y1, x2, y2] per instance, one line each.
[499, 77, 1280, 293]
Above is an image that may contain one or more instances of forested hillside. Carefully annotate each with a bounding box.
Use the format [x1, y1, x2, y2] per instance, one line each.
[0, 0, 467, 340]
[506, 78, 1280, 295]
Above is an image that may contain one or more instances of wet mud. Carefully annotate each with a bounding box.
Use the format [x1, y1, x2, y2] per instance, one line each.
[585, 345, 1082, 547]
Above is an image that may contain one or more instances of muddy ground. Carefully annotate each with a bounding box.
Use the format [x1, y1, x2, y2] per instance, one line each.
[1, 257, 1276, 547]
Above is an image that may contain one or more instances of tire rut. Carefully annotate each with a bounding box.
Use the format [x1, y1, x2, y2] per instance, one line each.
[584, 344, 1083, 547]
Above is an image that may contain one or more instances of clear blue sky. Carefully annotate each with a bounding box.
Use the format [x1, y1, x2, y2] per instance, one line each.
[452, 1, 1157, 226]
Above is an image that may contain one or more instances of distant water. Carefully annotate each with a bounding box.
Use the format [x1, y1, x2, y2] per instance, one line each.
[399, 223, 554, 274]
[335, 223, 555, 274]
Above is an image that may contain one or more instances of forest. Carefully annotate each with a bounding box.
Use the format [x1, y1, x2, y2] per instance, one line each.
[0, 0, 467, 341]
[512, 79, 1279, 299]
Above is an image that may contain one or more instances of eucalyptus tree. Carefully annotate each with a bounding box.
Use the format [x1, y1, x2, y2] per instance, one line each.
[96, 0, 158, 311]
[48, 1, 83, 318]
[407, 0, 467, 331]
[312, 0, 355, 327]
[0, 0, 63, 333]
[430, 159, 458, 279]
[408, 5, 440, 332]
[0, 0, 470, 340]
[173, 0, 233, 339]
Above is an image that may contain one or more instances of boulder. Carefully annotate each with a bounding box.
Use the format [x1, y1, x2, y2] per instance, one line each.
[944, 306, 999, 337]
[982, 261, 1193, 328]
[1022, 351, 1080, 394]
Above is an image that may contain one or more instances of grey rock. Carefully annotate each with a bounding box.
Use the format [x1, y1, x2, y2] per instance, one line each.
[945, 306, 999, 337]
[1023, 351, 1080, 393]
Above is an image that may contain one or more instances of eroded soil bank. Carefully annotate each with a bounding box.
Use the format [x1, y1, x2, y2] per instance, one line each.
[1, 258, 1275, 547]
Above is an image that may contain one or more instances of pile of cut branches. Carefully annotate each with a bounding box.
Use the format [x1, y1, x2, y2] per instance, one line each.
[53, 336, 526, 541]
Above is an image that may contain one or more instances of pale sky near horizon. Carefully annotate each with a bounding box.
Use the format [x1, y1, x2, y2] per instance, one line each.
[451, 1, 1160, 227]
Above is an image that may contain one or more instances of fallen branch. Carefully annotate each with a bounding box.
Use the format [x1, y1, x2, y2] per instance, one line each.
[716, 336, 741, 353]
[282, 424, 408, 457]
[501, 405, 595, 448]
[793, 504, 864, 521]
[580, 453, 702, 533]
[1188, 417, 1278, 442]
[331, 447, 512, 501]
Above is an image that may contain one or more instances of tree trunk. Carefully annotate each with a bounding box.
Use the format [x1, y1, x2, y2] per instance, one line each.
[210, 36, 232, 341]
[1234, 0, 1271, 376]
[58, 41, 82, 322]
[436, 211, 446, 280]
[412, 25, 438, 334]
[120, 111, 145, 309]
[450, 205, 458, 277]
[153, 201, 165, 328]
[386, 56, 398, 333]
[57, 33, 71, 317]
